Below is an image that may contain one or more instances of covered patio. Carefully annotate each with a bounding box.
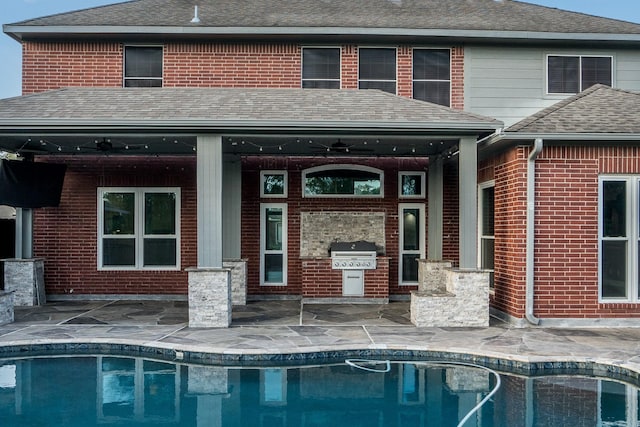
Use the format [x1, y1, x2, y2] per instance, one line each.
[0, 87, 502, 327]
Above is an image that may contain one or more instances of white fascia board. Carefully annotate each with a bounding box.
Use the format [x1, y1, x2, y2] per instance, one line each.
[5, 24, 640, 43]
[483, 132, 640, 148]
[0, 119, 502, 133]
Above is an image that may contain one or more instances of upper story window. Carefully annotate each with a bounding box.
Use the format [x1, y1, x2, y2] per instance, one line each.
[124, 46, 163, 87]
[358, 48, 397, 94]
[547, 55, 612, 94]
[302, 48, 341, 89]
[303, 165, 383, 197]
[413, 49, 451, 106]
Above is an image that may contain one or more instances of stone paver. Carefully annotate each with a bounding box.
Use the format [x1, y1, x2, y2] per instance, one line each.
[0, 300, 639, 379]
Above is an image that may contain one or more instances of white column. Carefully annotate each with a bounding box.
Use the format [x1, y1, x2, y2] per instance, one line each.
[458, 136, 478, 269]
[197, 135, 223, 268]
[14, 208, 33, 259]
[427, 156, 443, 260]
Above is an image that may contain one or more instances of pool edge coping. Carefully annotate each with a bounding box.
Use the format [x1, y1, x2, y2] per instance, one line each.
[0, 338, 639, 386]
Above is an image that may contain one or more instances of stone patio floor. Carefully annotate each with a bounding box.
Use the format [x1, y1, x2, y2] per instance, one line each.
[0, 299, 639, 377]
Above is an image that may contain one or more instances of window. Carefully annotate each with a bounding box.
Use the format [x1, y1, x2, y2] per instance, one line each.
[261, 203, 287, 286]
[261, 171, 288, 197]
[399, 204, 425, 285]
[302, 48, 340, 89]
[399, 172, 425, 198]
[413, 49, 451, 106]
[599, 177, 640, 302]
[359, 48, 396, 94]
[98, 187, 180, 270]
[302, 165, 383, 197]
[547, 55, 612, 94]
[478, 182, 495, 287]
[124, 46, 163, 87]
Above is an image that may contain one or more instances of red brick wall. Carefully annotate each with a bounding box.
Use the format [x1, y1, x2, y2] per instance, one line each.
[492, 147, 528, 318]
[22, 42, 123, 94]
[490, 144, 640, 320]
[34, 156, 197, 296]
[22, 41, 465, 109]
[241, 156, 433, 297]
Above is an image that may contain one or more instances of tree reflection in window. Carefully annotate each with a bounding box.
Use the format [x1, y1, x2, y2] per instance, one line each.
[304, 168, 381, 196]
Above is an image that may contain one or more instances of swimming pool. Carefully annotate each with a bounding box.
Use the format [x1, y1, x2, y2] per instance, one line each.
[0, 355, 638, 426]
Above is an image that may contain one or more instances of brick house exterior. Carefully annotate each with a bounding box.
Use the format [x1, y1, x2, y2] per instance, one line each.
[2, 0, 640, 326]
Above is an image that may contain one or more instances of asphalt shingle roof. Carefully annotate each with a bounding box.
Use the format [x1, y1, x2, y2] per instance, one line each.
[506, 84, 640, 134]
[0, 87, 501, 129]
[7, 0, 640, 35]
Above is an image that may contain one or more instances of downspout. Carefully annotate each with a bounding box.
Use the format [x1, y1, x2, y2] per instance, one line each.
[526, 138, 543, 325]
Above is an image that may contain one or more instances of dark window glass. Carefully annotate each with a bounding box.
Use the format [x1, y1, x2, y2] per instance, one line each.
[402, 254, 419, 282]
[145, 193, 176, 235]
[264, 254, 283, 283]
[359, 48, 396, 94]
[124, 46, 162, 87]
[403, 209, 420, 251]
[481, 187, 495, 236]
[548, 56, 580, 93]
[603, 181, 626, 237]
[413, 49, 450, 80]
[413, 81, 450, 106]
[582, 56, 612, 89]
[548, 56, 612, 94]
[143, 238, 176, 266]
[103, 238, 135, 266]
[602, 240, 627, 298]
[302, 48, 340, 89]
[103, 193, 135, 235]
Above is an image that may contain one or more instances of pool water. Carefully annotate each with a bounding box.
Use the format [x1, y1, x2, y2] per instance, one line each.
[0, 356, 638, 426]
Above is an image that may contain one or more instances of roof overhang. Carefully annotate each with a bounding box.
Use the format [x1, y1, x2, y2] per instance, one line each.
[6, 25, 640, 47]
[479, 131, 640, 158]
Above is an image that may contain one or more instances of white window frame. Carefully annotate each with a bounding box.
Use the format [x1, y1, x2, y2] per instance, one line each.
[260, 170, 288, 198]
[302, 164, 384, 198]
[598, 176, 638, 303]
[411, 48, 452, 107]
[260, 203, 288, 286]
[478, 181, 495, 269]
[97, 187, 181, 271]
[301, 46, 342, 89]
[545, 54, 614, 95]
[399, 203, 426, 286]
[123, 45, 164, 88]
[399, 172, 426, 198]
[358, 47, 398, 95]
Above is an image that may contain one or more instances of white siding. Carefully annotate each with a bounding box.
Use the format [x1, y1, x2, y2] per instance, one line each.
[464, 46, 640, 127]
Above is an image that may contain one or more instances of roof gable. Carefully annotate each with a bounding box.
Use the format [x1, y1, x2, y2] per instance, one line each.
[5, 0, 640, 42]
[506, 84, 640, 135]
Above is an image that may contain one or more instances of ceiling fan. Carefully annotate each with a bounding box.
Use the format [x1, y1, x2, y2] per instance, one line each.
[311, 139, 374, 154]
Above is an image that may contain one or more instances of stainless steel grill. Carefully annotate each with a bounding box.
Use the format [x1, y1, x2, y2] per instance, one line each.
[329, 241, 377, 270]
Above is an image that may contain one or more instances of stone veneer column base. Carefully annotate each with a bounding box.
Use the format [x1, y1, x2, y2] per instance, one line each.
[2, 258, 46, 306]
[187, 267, 232, 328]
[223, 259, 247, 306]
[411, 262, 489, 327]
[0, 291, 14, 325]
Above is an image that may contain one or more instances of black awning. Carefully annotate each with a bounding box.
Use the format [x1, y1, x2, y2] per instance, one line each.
[0, 159, 66, 208]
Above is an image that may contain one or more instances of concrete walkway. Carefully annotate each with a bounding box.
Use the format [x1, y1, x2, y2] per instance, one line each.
[0, 300, 639, 379]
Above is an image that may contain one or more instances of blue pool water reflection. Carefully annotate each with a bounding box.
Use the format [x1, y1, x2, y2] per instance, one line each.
[0, 356, 638, 426]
